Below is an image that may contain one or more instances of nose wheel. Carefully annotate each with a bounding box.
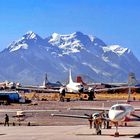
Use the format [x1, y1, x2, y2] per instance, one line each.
[115, 132, 119, 137]
[96, 129, 102, 135]
[114, 122, 119, 137]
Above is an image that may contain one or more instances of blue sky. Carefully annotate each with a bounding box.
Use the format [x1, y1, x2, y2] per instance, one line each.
[0, 0, 140, 59]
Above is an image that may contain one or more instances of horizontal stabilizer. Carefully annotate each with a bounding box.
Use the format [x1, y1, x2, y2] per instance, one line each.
[24, 109, 60, 113]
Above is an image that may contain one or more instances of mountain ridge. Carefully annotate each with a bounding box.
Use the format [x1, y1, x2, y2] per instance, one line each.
[0, 31, 140, 84]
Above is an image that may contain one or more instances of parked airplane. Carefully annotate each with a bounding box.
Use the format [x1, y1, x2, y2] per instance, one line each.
[0, 81, 17, 90]
[76, 72, 140, 101]
[16, 73, 62, 92]
[41, 73, 62, 89]
[77, 72, 140, 89]
[61, 70, 84, 93]
[51, 103, 140, 136]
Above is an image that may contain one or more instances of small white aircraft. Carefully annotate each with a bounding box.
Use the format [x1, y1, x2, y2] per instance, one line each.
[51, 103, 140, 136]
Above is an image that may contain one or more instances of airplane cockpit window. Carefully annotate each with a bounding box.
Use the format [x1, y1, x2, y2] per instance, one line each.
[111, 106, 125, 111]
[119, 106, 125, 111]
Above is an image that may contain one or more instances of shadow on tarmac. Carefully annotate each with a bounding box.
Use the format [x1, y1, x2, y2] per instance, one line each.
[131, 133, 140, 138]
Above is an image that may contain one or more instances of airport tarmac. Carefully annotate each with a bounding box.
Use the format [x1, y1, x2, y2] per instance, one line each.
[0, 100, 140, 139]
[0, 125, 140, 140]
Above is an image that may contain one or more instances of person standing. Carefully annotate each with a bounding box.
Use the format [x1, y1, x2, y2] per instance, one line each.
[4, 114, 9, 126]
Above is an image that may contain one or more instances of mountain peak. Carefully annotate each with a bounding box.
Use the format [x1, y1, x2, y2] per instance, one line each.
[51, 32, 60, 41]
[103, 45, 129, 56]
[23, 31, 39, 40]
[26, 30, 35, 34]
[73, 31, 84, 36]
[7, 31, 43, 52]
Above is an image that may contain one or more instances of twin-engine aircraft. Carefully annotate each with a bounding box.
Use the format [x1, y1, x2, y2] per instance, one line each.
[51, 103, 140, 136]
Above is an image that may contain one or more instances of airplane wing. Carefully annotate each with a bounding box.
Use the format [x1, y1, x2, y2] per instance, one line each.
[23, 109, 60, 113]
[128, 118, 140, 121]
[51, 113, 111, 122]
[51, 114, 89, 119]
[129, 113, 140, 121]
[0, 109, 59, 113]
[0, 109, 21, 113]
[68, 107, 110, 112]
[131, 113, 140, 119]
[16, 86, 60, 93]
[94, 86, 140, 92]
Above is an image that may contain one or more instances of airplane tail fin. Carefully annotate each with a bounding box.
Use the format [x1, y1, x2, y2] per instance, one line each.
[76, 76, 87, 86]
[127, 72, 138, 102]
[128, 72, 138, 86]
[42, 73, 49, 87]
[69, 69, 73, 83]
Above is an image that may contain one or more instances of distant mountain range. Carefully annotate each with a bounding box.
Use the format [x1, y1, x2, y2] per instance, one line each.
[0, 31, 140, 85]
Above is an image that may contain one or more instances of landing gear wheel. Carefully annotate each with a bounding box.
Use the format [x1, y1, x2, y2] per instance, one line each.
[98, 130, 101, 135]
[114, 132, 119, 137]
[96, 130, 102, 135]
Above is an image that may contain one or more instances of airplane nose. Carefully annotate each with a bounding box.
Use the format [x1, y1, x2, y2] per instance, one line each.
[109, 111, 124, 122]
[109, 111, 116, 120]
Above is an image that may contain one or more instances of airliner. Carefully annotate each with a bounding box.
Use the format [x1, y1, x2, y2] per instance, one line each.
[62, 70, 84, 93]
[51, 103, 140, 136]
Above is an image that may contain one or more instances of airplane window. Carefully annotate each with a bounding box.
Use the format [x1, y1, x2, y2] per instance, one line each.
[119, 106, 125, 111]
[114, 106, 125, 111]
[111, 106, 125, 111]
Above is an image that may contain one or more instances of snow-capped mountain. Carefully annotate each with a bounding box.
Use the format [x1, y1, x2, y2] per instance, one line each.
[0, 31, 140, 84]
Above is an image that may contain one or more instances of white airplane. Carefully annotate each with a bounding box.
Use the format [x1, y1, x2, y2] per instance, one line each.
[51, 103, 140, 136]
[61, 70, 84, 93]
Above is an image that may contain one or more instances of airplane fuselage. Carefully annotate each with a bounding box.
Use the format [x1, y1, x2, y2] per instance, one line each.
[108, 104, 134, 122]
[66, 82, 83, 93]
